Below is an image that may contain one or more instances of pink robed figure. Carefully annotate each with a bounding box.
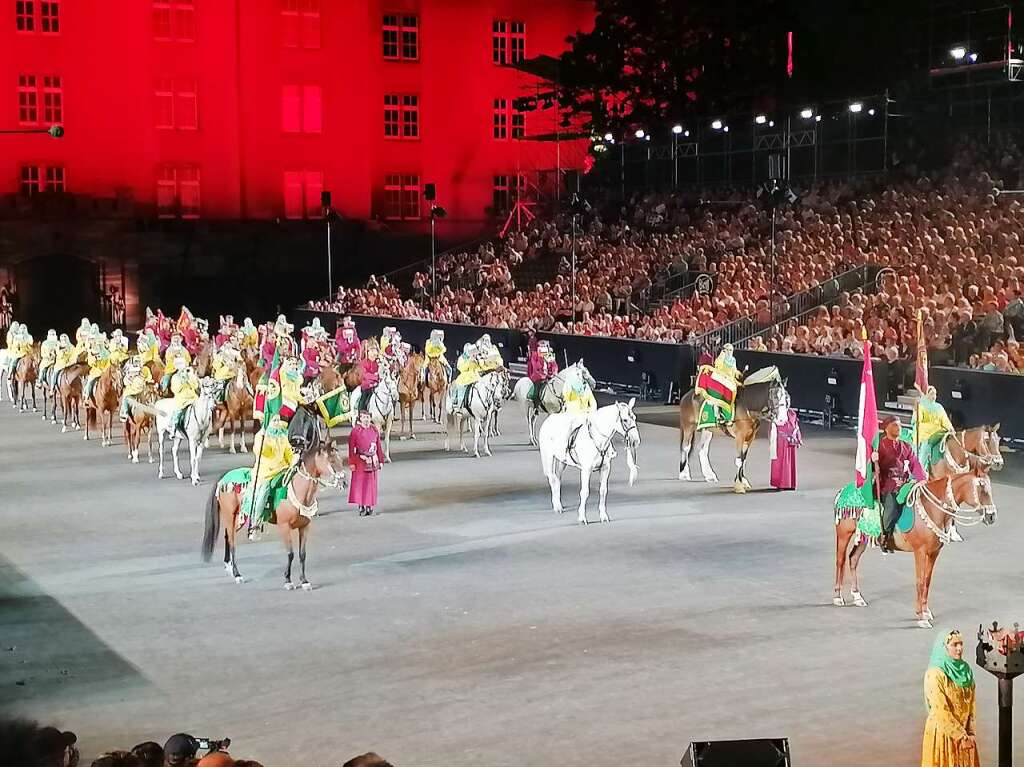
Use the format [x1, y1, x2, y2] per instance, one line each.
[348, 420, 383, 510]
[770, 407, 801, 490]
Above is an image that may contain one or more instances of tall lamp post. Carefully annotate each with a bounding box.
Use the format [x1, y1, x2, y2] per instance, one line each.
[321, 191, 334, 301]
[568, 193, 590, 333]
[430, 203, 447, 308]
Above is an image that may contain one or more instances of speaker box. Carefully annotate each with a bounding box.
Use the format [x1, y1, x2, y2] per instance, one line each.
[424, 183, 436, 201]
[320, 190, 332, 208]
[680, 738, 790, 767]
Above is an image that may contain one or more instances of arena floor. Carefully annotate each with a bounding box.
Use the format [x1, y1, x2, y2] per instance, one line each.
[1, 400, 1021, 767]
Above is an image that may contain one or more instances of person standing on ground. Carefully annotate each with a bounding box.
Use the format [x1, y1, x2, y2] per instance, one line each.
[921, 628, 979, 767]
[349, 408, 383, 516]
[769, 405, 801, 490]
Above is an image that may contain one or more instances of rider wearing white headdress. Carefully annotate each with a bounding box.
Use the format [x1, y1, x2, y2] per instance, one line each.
[421, 329, 452, 382]
[169, 351, 200, 431]
[452, 342, 481, 409]
[240, 317, 259, 349]
[51, 333, 75, 387]
[476, 333, 504, 374]
[39, 329, 59, 385]
[562, 364, 596, 416]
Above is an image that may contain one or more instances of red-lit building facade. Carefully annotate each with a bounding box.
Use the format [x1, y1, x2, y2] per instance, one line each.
[1, 0, 594, 228]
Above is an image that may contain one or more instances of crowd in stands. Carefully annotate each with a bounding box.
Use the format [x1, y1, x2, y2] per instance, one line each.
[0, 718, 392, 767]
[307, 132, 1024, 372]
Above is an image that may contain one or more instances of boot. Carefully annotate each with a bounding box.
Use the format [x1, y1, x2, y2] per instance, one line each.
[880, 532, 895, 554]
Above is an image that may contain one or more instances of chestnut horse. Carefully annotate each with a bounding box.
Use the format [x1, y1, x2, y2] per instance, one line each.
[928, 424, 1003, 479]
[213, 364, 256, 454]
[398, 352, 423, 439]
[425, 357, 449, 424]
[833, 467, 996, 627]
[201, 438, 346, 589]
[85, 365, 123, 446]
[55, 362, 89, 432]
[123, 384, 158, 463]
[13, 349, 40, 413]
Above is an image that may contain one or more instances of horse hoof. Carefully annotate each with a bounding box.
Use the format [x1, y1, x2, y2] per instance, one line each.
[148, 457, 154, 464]
[917, 619, 933, 629]
[554, 506, 564, 514]
[852, 591, 869, 607]
[61, 426, 67, 433]
[191, 478, 200, 487]
[175, 473, 183, 480]
[704, 476, 717, 484]
[301, 582, 313, 591]
[732, 482, 747, 494]
[832, 595, 846, 607]
[600, 516, 611, 523]
[131, 457, 139, 464]
[234, 576, 245, 584]
[922, 608, 934, 621]
[284, 582, 296, 591]
[579, 519, 589, 526]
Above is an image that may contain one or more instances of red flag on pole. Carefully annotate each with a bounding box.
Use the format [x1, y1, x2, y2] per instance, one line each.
[787, 31, 794, 78]
[914, 310, 929, 394]
[855, 333, 878, 488]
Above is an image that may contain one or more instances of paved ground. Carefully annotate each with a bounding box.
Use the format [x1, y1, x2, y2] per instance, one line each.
[1, 400, 1021, 766]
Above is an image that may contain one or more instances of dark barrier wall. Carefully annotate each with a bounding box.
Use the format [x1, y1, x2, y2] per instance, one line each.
[930, 366, 1024, 437]
[733, 350, 890, 417]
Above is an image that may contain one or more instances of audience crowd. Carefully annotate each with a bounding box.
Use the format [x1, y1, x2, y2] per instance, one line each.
[307, 133, 1024, 372]
[0, 718, 393, 767]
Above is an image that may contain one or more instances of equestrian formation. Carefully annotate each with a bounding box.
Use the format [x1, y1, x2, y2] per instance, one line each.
[0, 309, 1004, 620]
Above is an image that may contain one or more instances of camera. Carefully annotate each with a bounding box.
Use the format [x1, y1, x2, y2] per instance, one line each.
[196, 737, 231, 752]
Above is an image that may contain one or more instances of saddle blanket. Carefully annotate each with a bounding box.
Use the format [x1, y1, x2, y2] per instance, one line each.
[218, 466, 293, 525]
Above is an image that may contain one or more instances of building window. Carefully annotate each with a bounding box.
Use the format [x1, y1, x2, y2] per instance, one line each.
[153, 0, 195, 42]
[384, 94, 418, 139]
[18, 74, 38, 125]
[45, 165, 65, 192]
[493, 174, 524, 213]
[282, 85, 322, 133]
[19, 166, 40, 195]
[155, 78, 198, 130]
[283, 170, 324, 219]
[157, 163, 200, 218]
[40, 0, 58, 32]
[383, 174, 420, 220]
[382, 14, 418, 61]
[493, 98, 524, 140]
[41, 75, 62, 124]
[19, 165, 64, 195]
[493, 20, 525, 65]
[15, 1, 34, 31]
[282, 0, 320, 49]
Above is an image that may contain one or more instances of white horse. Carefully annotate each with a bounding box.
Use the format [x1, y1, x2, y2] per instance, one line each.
[538, 399, 641, 525]
[512, 360, 596, 446]
[354, 365, 400, 462]
[153, 377, 218, 485]
[0, 348, 11, 403]
[444, 369, 508, 457]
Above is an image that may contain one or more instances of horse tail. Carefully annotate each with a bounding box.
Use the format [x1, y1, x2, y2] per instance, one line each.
[201, 476, 222, 562]
[125, 396, 159, 417]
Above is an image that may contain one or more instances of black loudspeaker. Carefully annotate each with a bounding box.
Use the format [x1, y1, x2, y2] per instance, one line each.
[424, 183, 436, 201]
[321, 190, 332, 208]
[680, 738, 790, 767]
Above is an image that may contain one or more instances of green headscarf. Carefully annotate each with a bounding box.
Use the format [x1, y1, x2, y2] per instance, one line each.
[928, 628, 974, 694]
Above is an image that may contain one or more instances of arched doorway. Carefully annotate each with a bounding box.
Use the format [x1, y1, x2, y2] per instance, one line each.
[14, 254, 100, 333]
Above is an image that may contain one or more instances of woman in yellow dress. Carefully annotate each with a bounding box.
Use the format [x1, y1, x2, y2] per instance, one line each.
[921, 628, 979, 767]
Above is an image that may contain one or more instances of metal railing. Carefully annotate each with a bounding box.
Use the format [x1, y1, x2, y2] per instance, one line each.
[695, 264, 877, 350]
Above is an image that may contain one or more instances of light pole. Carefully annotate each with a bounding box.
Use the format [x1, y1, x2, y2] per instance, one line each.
[568, 193, 590, 333]
[430, 203, 447, 311]
[322, 190, 334, 300]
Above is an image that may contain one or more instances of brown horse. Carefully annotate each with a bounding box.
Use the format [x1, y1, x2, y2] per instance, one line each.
[833, 467, 996, 627]
[425, 357, 449, 424]
[201, 439, 346, 589]
[85, 365, 123, 446]
[397, 352, 423, 439]
[213, 365, 255, 454]
[678, 370, 790, 492]
[123, 383, 159, 463]
[193, 342, 214, 378]
[929, 424, 1003, 478]
[13, 350, 39, 413]
[54, 362, 89, 432]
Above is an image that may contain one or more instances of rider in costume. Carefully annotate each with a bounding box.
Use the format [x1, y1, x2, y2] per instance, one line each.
[874, 414, 927, 553]
[241, 415, 296, 529]
[169, 352, 200, 431]
[379, 326, 396, 359]
[335, 318, 361, 365]
[6, 324, 32, 380]
[452, 342, 481, 410]
[51, 334, 74, 387]
[119, 355, 155, 422]
[527, 339, 559, 405]
[301, 317, 325, 350]
[75, 318, 91, 347]
[162, 333, 191, 391]
[353, 342, 381, 413]
[108, 331, 129, 367]
[212, 336, 242, 402]
[137, 329, 161, 367]
[421, 329, 452, 383]
[477, 334, 505, 374]
[215, 315, 237, 349]
[38, 330, 60, 388]
[240, 317, 259, 350]
[696, 343, 742, 428]
[380, 329, 405, 371]
[84, 331, 111, 402]
[912, 386, 956, 474]
[562, 365, 597, 416]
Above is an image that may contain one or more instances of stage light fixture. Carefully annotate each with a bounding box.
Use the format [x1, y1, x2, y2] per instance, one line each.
[684, 130, 690, 137]
[711, 119, 723, 130]
[768, 120, 775, 128]
[634, 128, 645, 139]
[849, 102, 863, 113]
[604, 132, 613, 141]
[723, 125, 730, 132]
[755, 114, 767, 124]
[800, 108, 814, 119]
[950, 46, 967, 60]
[815, 115, 822, 122]
[672, 124, 683, 134]
[968, 52, 979, 63]
[867, 108, 876, 116]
